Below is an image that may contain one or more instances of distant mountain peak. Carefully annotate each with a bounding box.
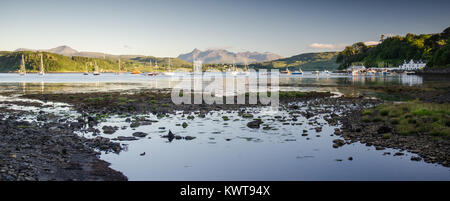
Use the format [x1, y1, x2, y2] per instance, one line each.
[48, 45, 79, 55]
[177, 48, 282, 64]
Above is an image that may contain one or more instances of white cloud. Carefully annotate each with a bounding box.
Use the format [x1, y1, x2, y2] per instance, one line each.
[364, 41, 380, 46]
[308, 43, 347, 50]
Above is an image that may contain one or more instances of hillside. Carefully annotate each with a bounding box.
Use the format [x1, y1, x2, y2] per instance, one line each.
[0, 51, 192, 73]
[177, 48, 282, 64]
[14, 45, 146, 59]
[249, 52, 340, 71]
[336, 26, 450, 69]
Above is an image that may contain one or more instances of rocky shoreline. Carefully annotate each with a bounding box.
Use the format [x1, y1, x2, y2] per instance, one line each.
[337, 109, 450, 167]
[1, 86, 449, 180]
[0, 108, 127, 181]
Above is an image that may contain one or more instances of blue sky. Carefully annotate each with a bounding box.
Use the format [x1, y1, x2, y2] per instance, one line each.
[0, 0, 449, 57]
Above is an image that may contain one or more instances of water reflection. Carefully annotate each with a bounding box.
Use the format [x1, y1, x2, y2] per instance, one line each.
[0, 72, 428, 94]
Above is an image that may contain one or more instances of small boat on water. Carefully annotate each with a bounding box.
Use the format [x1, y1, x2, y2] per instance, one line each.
[162, 58, 175, 76]
[147, 72, 157, 76]
[131, 68, 142, 75]
[291, 68, 303, 75]
[116, 59, 122, 75]
[405, 71, 415, 75]
[352, 70, 359, 76]
[281, 68, 291, 74]
[19, 54, 26, 76]
[93, 61, 100, 76]
[237, 62, 250, 75]
[39, 53, 45, 76]
[83, 63, 89, 75]
[312, 70, 320, 75]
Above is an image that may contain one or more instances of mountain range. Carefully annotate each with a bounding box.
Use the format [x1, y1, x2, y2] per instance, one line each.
[14, 46, 143, 59]
[177, 48, 282, 64]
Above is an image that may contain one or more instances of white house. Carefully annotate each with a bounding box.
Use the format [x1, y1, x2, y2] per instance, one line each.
[399, 59, 426, 70]
[347, 65, 366, 71]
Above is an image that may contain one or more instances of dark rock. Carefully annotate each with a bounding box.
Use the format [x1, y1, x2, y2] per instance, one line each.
[130, 122, 140, 128]
[102, 126, 117, 134]
[411, 156, 422, 161]
[132, 132, 148, 138]
[113, 136, 138, 141]
[377, 126, 392, 134]
[184, 136, 196, 140]
[247, 119, 263, 129]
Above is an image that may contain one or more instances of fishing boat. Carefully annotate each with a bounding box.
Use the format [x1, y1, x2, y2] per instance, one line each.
[39, 53, 45, 76]
[281, 68, 291, 74]
[291, 68, 303, 75]
[19, 54, 26, 76]
[93, 61, 100, 76]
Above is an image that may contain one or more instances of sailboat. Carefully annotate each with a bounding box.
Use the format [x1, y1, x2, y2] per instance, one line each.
[321, 70, 330, 75]
[19, 54, 26, 76]
[116, 59, 122, 75]
[237, 60, 250, 76]
[163, 58, 175, 76]
[231, 60, 239, 76]
[83, 63, 89, 75]
[93, 61, 100, 75]
[291, 67, 303, 75]
[39, 53, 45, 75]
[281, 67, 291, 74]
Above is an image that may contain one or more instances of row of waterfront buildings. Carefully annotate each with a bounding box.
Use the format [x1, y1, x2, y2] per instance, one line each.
[347, 59, 426, 72]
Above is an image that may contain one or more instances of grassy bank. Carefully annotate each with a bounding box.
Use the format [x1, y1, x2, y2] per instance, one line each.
[362, 101, 450, 139]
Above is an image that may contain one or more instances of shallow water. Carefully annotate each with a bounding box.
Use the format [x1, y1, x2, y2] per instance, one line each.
[76, 105, 450, 181]
[1, 73, 449, 180]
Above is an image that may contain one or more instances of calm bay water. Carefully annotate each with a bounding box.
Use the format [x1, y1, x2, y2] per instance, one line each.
[1, 72, 449, 180]
[0, 72, 425, 94]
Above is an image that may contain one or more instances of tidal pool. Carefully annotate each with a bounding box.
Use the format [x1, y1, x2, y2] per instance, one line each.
[76, 105, 450, 181]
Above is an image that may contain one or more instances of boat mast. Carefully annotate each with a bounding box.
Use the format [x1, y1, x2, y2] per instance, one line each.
[20, 54, 26, 75]
[168, 57, 171, 72]
[40, 53, 45, 75]
[118, 58, 121, 74]
[95, 61, 99, 73]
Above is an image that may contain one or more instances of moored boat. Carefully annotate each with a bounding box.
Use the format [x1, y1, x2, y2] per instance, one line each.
[291, 68, 303, 75]
[281, 68, 291, 74]
[131, 68, 142, 75]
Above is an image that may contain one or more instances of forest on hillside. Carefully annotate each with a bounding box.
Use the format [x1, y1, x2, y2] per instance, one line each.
[336, 27, 450, 69]
[0, 51, 193, 73]
[249, 52, 340, 71]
